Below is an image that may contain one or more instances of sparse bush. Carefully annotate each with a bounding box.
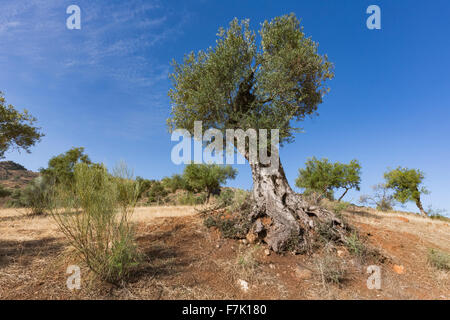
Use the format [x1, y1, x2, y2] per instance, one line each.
[218, 188, 250, 211]
[344, 232, 367, 258]
[176, 191, 206, 205]
[204, 209, 252, 239]
[427, 206, 450, 222]
[135, 176, 154, 200]
[0, 185, 11, 198]
[161, 174, 186, 193]
[316, 219, 343, 244]
[147, 181, 168, 205]
[315, 253, 347, 285]
[333, 201, 350, 215]
[9, 176, 53, 215]
[203, 188, 253, 239]
[235, 244, 260, 278]
[51, 162, 140, 284]
[359, 183, 396, 212]
[428, 248, 450, 270]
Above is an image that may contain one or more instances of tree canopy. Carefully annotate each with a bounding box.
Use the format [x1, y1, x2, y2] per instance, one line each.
[384, 167, 428, 215]
[295, 157, 361, 201]
[167, 14, 334, 151]
[0, 91, 44, 159]
[182, 164, 237, 201]
[40, 147, 93, 186]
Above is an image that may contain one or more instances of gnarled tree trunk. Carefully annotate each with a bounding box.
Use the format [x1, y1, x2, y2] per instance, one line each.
[247, 158, 346, 253]
[415, 198, 428, 216]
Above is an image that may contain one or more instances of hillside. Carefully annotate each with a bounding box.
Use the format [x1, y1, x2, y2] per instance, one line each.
[0, 161, 38, 189]
[0, 205, 448, 300]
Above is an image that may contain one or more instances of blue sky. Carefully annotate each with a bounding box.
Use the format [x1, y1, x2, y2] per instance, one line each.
[1, 0, 449, 215]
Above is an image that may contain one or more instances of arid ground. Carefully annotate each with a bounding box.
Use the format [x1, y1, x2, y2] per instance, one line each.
[0, 205, 448, 300]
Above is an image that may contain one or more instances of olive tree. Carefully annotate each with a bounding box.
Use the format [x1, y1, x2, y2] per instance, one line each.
[182, 164, 237, 203]
[295, 157, 361, 202]
[167, 14, 345, 252]
[0, 91, 44, 158]
[384, 167, 429, 216]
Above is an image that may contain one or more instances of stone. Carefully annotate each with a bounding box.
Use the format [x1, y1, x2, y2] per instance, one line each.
[246, 232, 258, 244]
[294, 266, 313, 280]
[393, 265, 405, 274]
[264, 249, 271, 256]
[238, 279, 249, 292]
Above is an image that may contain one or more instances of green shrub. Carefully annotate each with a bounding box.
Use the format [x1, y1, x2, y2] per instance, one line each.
[176, 191, 206, 205]
[51, 163, 140, 284]
[135, 177, 154, 200]
[344, 232, 367, 258]
[0, 185, 11, 198]
[333, 201, 350, 215]
[147, 181, 168, 205]
[218, 188, 250, 211]
[8, 176, 53, 215]
[428, 248, 450, 270]
[161, 174, 186, 193]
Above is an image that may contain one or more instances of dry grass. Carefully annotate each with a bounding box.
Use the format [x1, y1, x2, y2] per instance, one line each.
[0, 204, 449, 300]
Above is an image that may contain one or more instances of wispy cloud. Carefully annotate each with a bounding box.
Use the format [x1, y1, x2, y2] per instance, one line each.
[0, 0, 187, 88]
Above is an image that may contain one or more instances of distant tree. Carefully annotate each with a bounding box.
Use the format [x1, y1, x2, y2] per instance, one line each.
[40, 147, 93, 186]
[335, 160, 362, 201]
[135, 176, 155, 199]
[161, 174, 186, 193]
[0, 91, 44, 158]
[359, 183, 396, 212]
[384, 167, 429, 216]
[295, 157, 361, 202]
[182, 164, 237, 203]
[147, 181, 168, 205]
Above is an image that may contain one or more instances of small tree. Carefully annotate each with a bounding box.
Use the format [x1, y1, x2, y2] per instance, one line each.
[0, 91, 44, 158]
[135, 176, 154, 200]
[147, 181, 168, 205]
[359, 183, 396, 212]
[295, 157, 361, 203]
[161, 174, 186, 193]
[182, 164, 237, 203]
[384, 167, 429, 216]
[40, 147, 93, 186]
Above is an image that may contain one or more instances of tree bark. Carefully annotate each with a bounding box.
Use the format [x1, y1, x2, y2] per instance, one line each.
[415, 198, 427, 216]
[338, 188, 349, 202]
[248, 158, 346, 253]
